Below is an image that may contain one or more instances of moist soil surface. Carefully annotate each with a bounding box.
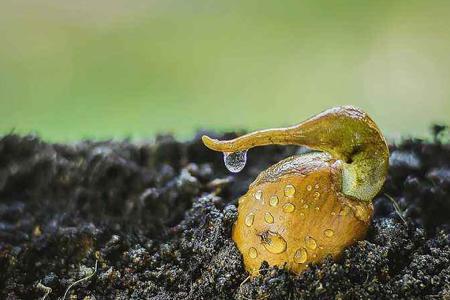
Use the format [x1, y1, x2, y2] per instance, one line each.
[0, 131, 449, 299]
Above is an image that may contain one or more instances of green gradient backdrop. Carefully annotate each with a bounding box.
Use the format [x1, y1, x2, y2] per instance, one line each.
[1, 0, 449, 141]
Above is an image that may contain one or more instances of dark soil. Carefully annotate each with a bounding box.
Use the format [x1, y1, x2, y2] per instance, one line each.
[1, 129, 450, 299]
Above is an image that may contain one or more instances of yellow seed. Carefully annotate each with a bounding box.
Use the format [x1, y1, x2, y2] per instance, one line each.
[249, 247, 258, 258]
[264, 212, 274, 224]
[269, 195, 279, 207]
[283, 203, 295, 213]
[324, 229, 335, 237]
[299, 212, 305, 217]
[284, 184, 296, 197]
[202, 106, 388, 276]
[262, 231, 287, 254]
[294, 248, 308, 264]
[305, 236, 317, 250]
[245, 213, 255, 227]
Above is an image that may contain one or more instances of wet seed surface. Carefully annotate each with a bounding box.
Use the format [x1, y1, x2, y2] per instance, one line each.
[0, 132, 449, 299]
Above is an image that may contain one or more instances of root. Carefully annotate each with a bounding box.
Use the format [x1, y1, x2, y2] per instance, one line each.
[36, 282, 52, 300]
[384, 193, 407, 226]
[61, 260, 98, 300]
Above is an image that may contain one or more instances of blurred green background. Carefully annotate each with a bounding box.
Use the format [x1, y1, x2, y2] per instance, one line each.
[1, 0, 449, 142]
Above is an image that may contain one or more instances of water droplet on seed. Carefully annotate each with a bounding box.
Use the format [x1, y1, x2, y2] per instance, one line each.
[245, 213, 255, 227]
[261, 231, 287, 254]
[223, 150, 247, 173]
[314, 184, 319, 189]
[313, 192, 320, 199]
[255, 190, 262, 200]
[305, 236, 317, 250]
[340, 206, 351, 216]
[264, 212, 274, 223]
[284, 184, 296, 197]
[249, 247, 258, 258]
[269, 195, 279, 207]
[294, 248, 308, 264]
[283, 203, 295, 213]
[324, 229, 334, 237]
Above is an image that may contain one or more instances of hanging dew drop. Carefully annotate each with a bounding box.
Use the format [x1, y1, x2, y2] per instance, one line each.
[223, 150, 248, 173]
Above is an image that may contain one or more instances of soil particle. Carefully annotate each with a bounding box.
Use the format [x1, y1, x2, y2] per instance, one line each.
[0, 130, 449, 299]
